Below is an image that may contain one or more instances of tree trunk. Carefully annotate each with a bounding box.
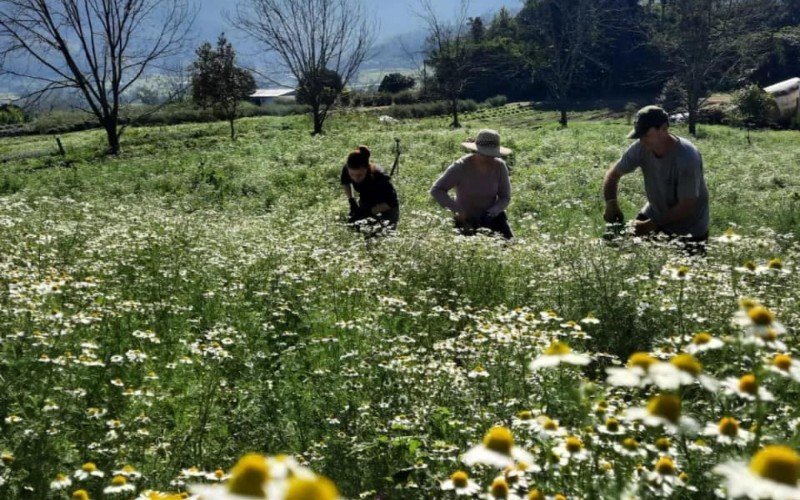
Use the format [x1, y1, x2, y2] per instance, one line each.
[229, 118, 236, 140]
[687, 88, 698, 136]
[560, 107, 568, 128]
[312, 107, 324, 135]
[450, 98, 460, 128]
[104, 120, 121, 155]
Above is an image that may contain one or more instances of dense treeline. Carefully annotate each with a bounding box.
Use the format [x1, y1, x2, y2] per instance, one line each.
[420, 1, 800, 128]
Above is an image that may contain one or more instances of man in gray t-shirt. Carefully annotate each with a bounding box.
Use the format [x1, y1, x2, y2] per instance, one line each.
[603, 105, 709, 241]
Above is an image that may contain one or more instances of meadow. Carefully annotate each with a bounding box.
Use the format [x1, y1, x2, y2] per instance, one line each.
[0, 105, 799, 499]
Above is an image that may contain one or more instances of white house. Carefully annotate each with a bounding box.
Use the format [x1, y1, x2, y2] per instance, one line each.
[764, 77, 800, 118]
[249, 88, 297, 106]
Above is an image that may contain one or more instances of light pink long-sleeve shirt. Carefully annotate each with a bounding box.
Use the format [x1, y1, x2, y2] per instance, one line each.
[430, 154, 511, 219]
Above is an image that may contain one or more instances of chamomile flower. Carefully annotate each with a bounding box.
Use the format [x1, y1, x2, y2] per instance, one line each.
[647, 456, 685, 489]
[527, 416, 567, 438]
[441, 470, 480, 496]
[685, 332, 725, 354]
[625, 394, 698, 433]
[103, 475, 136, 495]
[722, 373, 774, 401]
[114, 465, 142, 480]
[732, 303, 786, 339]
[597, 417, 626, 436]
[191, 453, 269, 499]
[768, 353, 800, 382]
[606, 352, 658, 387]
[486, 476, 522, 500]
[715, 228, 742, 244]
[462, 426, 535, 468]
[50, 473, 72, 490]
[283, 476, 339, 500]
[666, 265, 692, 281]
[714, 445, 800, 499]
[648, 353, 718, 391]
[529, 341, 591, 370]
[614, 437, 647, 459]
[74, 462, 105, 480]
[703, 417, 752, 446]
[72, 490, 90, 500]
[552, 436, 590, 464]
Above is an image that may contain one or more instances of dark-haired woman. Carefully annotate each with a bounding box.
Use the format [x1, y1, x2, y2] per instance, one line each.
[341, 146, 399, 231]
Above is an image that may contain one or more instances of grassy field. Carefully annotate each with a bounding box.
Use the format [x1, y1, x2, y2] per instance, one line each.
[0, 106, 799, 499]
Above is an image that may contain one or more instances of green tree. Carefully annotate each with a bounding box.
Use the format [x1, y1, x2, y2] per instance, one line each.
[191, 34, 256, 140]
[378, 73, 416, 93]
[296, 68, 344, 118]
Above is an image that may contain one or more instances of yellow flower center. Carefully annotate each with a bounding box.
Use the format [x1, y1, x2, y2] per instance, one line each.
[450, 471, 469, 488]
[748, 306, 775, 327]
[676, 266, 689, 278]
[679, 472, 689, 482]
[545, 341, 571, 356]
[646, 395, 681, 424]
[554, 495, 567, 500]
[738, 374, 758, 395]
[517, 410, 533, 421]
[483, 426, 514, 455]
[214, 469, 225, 479]
[628, 352, 657, 371]
[655, 457, 676, 475]
[692, 332, 712, 345]
[491, 477, 509, 498]
[744, 261, 757, 271]
[605, 418, 620, 432]
[542, 418, 558, 431]
[656, 437, 671, 451]
[670, 354, 702, 376]
[768, 258, 783, 270]
[81, 463, 97, 473]
[623, 438, 639, 450]
[528, 490, 545, 500]
[724, 228, 735, 237]
[111, 476, 127, 486]
[227, 454, 269, 497]
[284, 477, 339, 500]
[122, 465, 136, 474]
[748, 446, 800, 486]
[718, 417, 740, 437]
[1, 452, 13, 464]
[72, 490, 90, 500]
[565, 436, 583, 453]
[773, 354, 793, 372]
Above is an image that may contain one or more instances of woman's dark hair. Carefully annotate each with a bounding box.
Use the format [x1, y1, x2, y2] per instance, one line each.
[347, 146, 374, 171]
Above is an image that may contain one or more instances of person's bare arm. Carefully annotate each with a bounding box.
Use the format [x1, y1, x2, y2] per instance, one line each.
[342, 184, 353, 199]
[603, 165, 624, 222]
[634, 198, 698, 235]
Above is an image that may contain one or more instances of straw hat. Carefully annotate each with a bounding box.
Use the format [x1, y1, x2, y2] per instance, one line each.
[461, 129, 512, 157]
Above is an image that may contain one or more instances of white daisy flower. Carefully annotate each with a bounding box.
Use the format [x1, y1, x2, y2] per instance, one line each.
[703, 417, 752, 446]
[597, 417, 626, 436]
[714, 445, 800, 500]
[685, 332, 725, 354]
[606, 352, 658, 387]
[441, 470, 480, 496]
[715, 228, 742, 244]
[732, 303, 786, 339]
[462, 426, 535, 469]
[552, 436, 590, 464]
[614, 437, 647, 459]
[104, 475, 136, 495]
[74, 462, 105, 480]
[530, 341, 591, 370]
[722, 374, 774, 401]
[49, 473, 72, 490]
[767, 353, 800, 382]
[625, 394, 698, 434]
[485, 476, 523, 500]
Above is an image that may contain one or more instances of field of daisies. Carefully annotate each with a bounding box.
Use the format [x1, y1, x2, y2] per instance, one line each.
[1, 106, 799, 499]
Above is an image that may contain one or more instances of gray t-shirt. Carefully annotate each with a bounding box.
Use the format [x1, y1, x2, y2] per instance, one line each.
[615, 136, 709, 237]
[430, 154, 511, 219]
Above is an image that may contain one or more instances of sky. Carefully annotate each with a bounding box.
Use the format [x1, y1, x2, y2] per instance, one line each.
[197, 0, 521, 43]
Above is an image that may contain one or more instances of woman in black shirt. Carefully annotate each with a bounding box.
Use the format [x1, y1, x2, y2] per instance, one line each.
[341, 146, 399, 231]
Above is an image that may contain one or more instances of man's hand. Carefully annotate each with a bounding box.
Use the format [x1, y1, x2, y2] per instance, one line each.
[634, 218, 657, 236]
[604, 200, 624, 224]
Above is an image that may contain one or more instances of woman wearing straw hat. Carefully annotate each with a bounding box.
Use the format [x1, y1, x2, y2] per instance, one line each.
[430, 129, 513, 239]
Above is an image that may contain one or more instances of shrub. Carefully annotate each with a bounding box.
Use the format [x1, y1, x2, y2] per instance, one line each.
[485, 95, 508, 108]
[0, 104, 25, 125]
[657, 78, 687, 114]
[386, 99, 478, 119]
[378, 73, 416, 93]
[392, 90, 419, 105]
[730, 84, 779, 128]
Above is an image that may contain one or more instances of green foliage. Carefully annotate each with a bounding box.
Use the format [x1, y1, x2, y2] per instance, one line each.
[296, 68, 344, 109]
[0, 104, 24, 125]
[730, 84, 779, 128]
[657, 77, 688, 114]
[378, 73, 416, 94]
[485, 95, 508, 108]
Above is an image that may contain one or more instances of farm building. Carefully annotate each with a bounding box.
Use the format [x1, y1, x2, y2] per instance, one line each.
[248, 88, 297, 106]
[764, 77, 800, 118]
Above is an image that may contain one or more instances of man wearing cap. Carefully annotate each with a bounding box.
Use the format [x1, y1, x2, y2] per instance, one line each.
[603, 105, 709, 248]
[430, 129, 513, 239]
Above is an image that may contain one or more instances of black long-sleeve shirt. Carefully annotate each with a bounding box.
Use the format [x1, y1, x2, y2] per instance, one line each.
[340, 166, 399, 211]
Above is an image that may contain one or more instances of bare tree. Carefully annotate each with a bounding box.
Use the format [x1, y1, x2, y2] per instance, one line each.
[418, 0, 471, 128]
[235, 0, 373, 135]
[518, 0, 616, 128]
[646, 0, 777, 135]
[0, 0, 194, 154]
